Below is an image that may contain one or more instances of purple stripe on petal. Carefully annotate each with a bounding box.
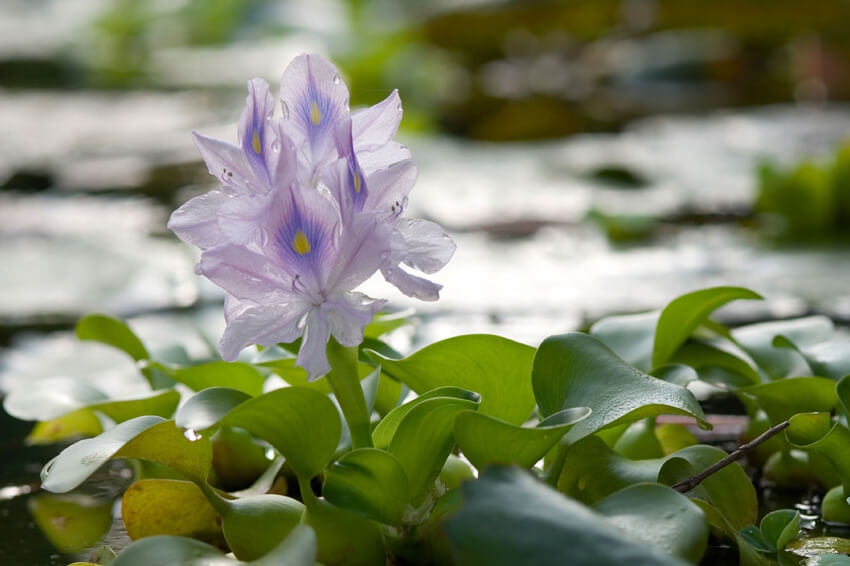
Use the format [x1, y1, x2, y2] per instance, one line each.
[238, 78, 275, 186]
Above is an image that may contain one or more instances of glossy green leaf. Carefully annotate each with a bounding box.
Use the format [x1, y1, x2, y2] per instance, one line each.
[742, 377, 838, 424]
[3, 377, 108, 421]
[653, 286, 762, 367]
[454, 407, 590, 470]
[613, 418, 664, 460]
[41, 417, 212, 492]
[388, 395, 480, 498]
[658, 444, 759, 531]
[761, 509, 801, 551]
[363, 309, 412, 339]
[41, 416, 165, 492]
[741, 526, 773, 553]
[323, 448, 410, 525]
[838, 375, 850, 421]
[691, 499, 772, 566]
[258, 356, 330, 393]
[670, 340, 761, 389]
[28, 493, 113, 553]
[372, 386, 480, 450]
[371, 334, 536, 424]
[732, 316, 834, 379]
[90, 390, 181, 423]
[164, 361, 265, 397]
[111, 524, 317, 566]
[122, 479, 223, 547]
[4, 378, 179, 426]
[303, 499, 385, 566]
[787, 413, 850, 492]
[775, 336, 850, 381]
[650, 364, 698, 387]
[593, 483, 708, 563]
[533, 333, 708, 443]
[76, 313, 149, 361]
[444, 466, 690, 566]
[175, 387, 253, 431]
[804, 553, 850, 566]
[27, 408, 104, 444]
[590, 310, 660, 372]
[821, 485, 850, 524]
[219, 387, 341, 481]
[221, 494, 305, 561]
[558, 435, 664, 504]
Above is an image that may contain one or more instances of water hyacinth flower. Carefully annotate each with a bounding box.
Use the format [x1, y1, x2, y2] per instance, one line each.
[169, 54, 455, 379]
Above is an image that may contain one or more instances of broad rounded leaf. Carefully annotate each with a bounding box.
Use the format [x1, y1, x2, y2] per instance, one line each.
[303, 499, 385, 566]
[444, 466, 690, 566]
[742, 377, 837, 424]
[122, 479, 223, 546]
[222, 494, 305, 561]
[593, 483, 708, 563]
[590, 310, 660, 372]
[219, 387, 341, 480]
[388, 395, 480, 498]
[670, 340, 761, 389]
[41, 416, 166, 493]
[175, 387, 253, 431]
[76, 313, 149, 361]
[533, 333, 708, 443]
[111, 525, 317, 566]
[787, 413, 850, 492]
[323, 448, 410, 525]
[28, 494, 113, 553]
[3, 377, 108, 421]
[454, 407, 590, 470]
[732, 316, 833, 380]
[370, 334, 536, 424]
[653, 286, 762, 367]
[760, 509, 801, 551]
[775, 336, 850, 382]
[372, 386, 480, 450]
[166, 361, 266, 396]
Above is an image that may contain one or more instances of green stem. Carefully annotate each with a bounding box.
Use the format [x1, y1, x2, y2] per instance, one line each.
[298, 474, 319, 510]
[325, 337, 373, 450]
[197, 480, 232, 517]
[543, 440, 569, 488]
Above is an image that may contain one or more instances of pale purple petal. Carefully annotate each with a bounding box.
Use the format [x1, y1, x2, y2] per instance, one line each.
[220, 303, 307, 361]
[279, 54, 350, 166]
[192, 132, 263, 195]
[267, 185, 339, 293]
[325, 292, 387, 346]
[357, 141, 411, 173]
[217, 191, 274, 246]
[167, 189, 230, 249]
[298, 308, 332, 380]
[398, 218, 456, 274]
[326, 214, 391, 292]
[381, 265, 442, 301]
[364, 160, 417, 219]
[199, 245, 294, 303]
[351, 90, 402, 152]
[237, 78, 275, 185]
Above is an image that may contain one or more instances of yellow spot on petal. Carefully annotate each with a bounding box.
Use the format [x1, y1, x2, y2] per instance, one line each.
[251, 130, 262, 154]
[353, 171, 362, 193]
[310, 101, 322, 125]
[292, 230, 312, 255]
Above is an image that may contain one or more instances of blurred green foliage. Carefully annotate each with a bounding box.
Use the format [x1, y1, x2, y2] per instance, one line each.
[755, 142, 850, 241]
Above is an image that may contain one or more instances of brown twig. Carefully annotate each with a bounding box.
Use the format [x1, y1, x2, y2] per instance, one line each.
[672, 420, 790, 493]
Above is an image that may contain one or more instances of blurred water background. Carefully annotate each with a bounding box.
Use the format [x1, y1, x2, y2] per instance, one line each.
[1, 0, 850, 563]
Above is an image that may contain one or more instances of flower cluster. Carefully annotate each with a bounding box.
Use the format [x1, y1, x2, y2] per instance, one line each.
[169, 54, 454, 379]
